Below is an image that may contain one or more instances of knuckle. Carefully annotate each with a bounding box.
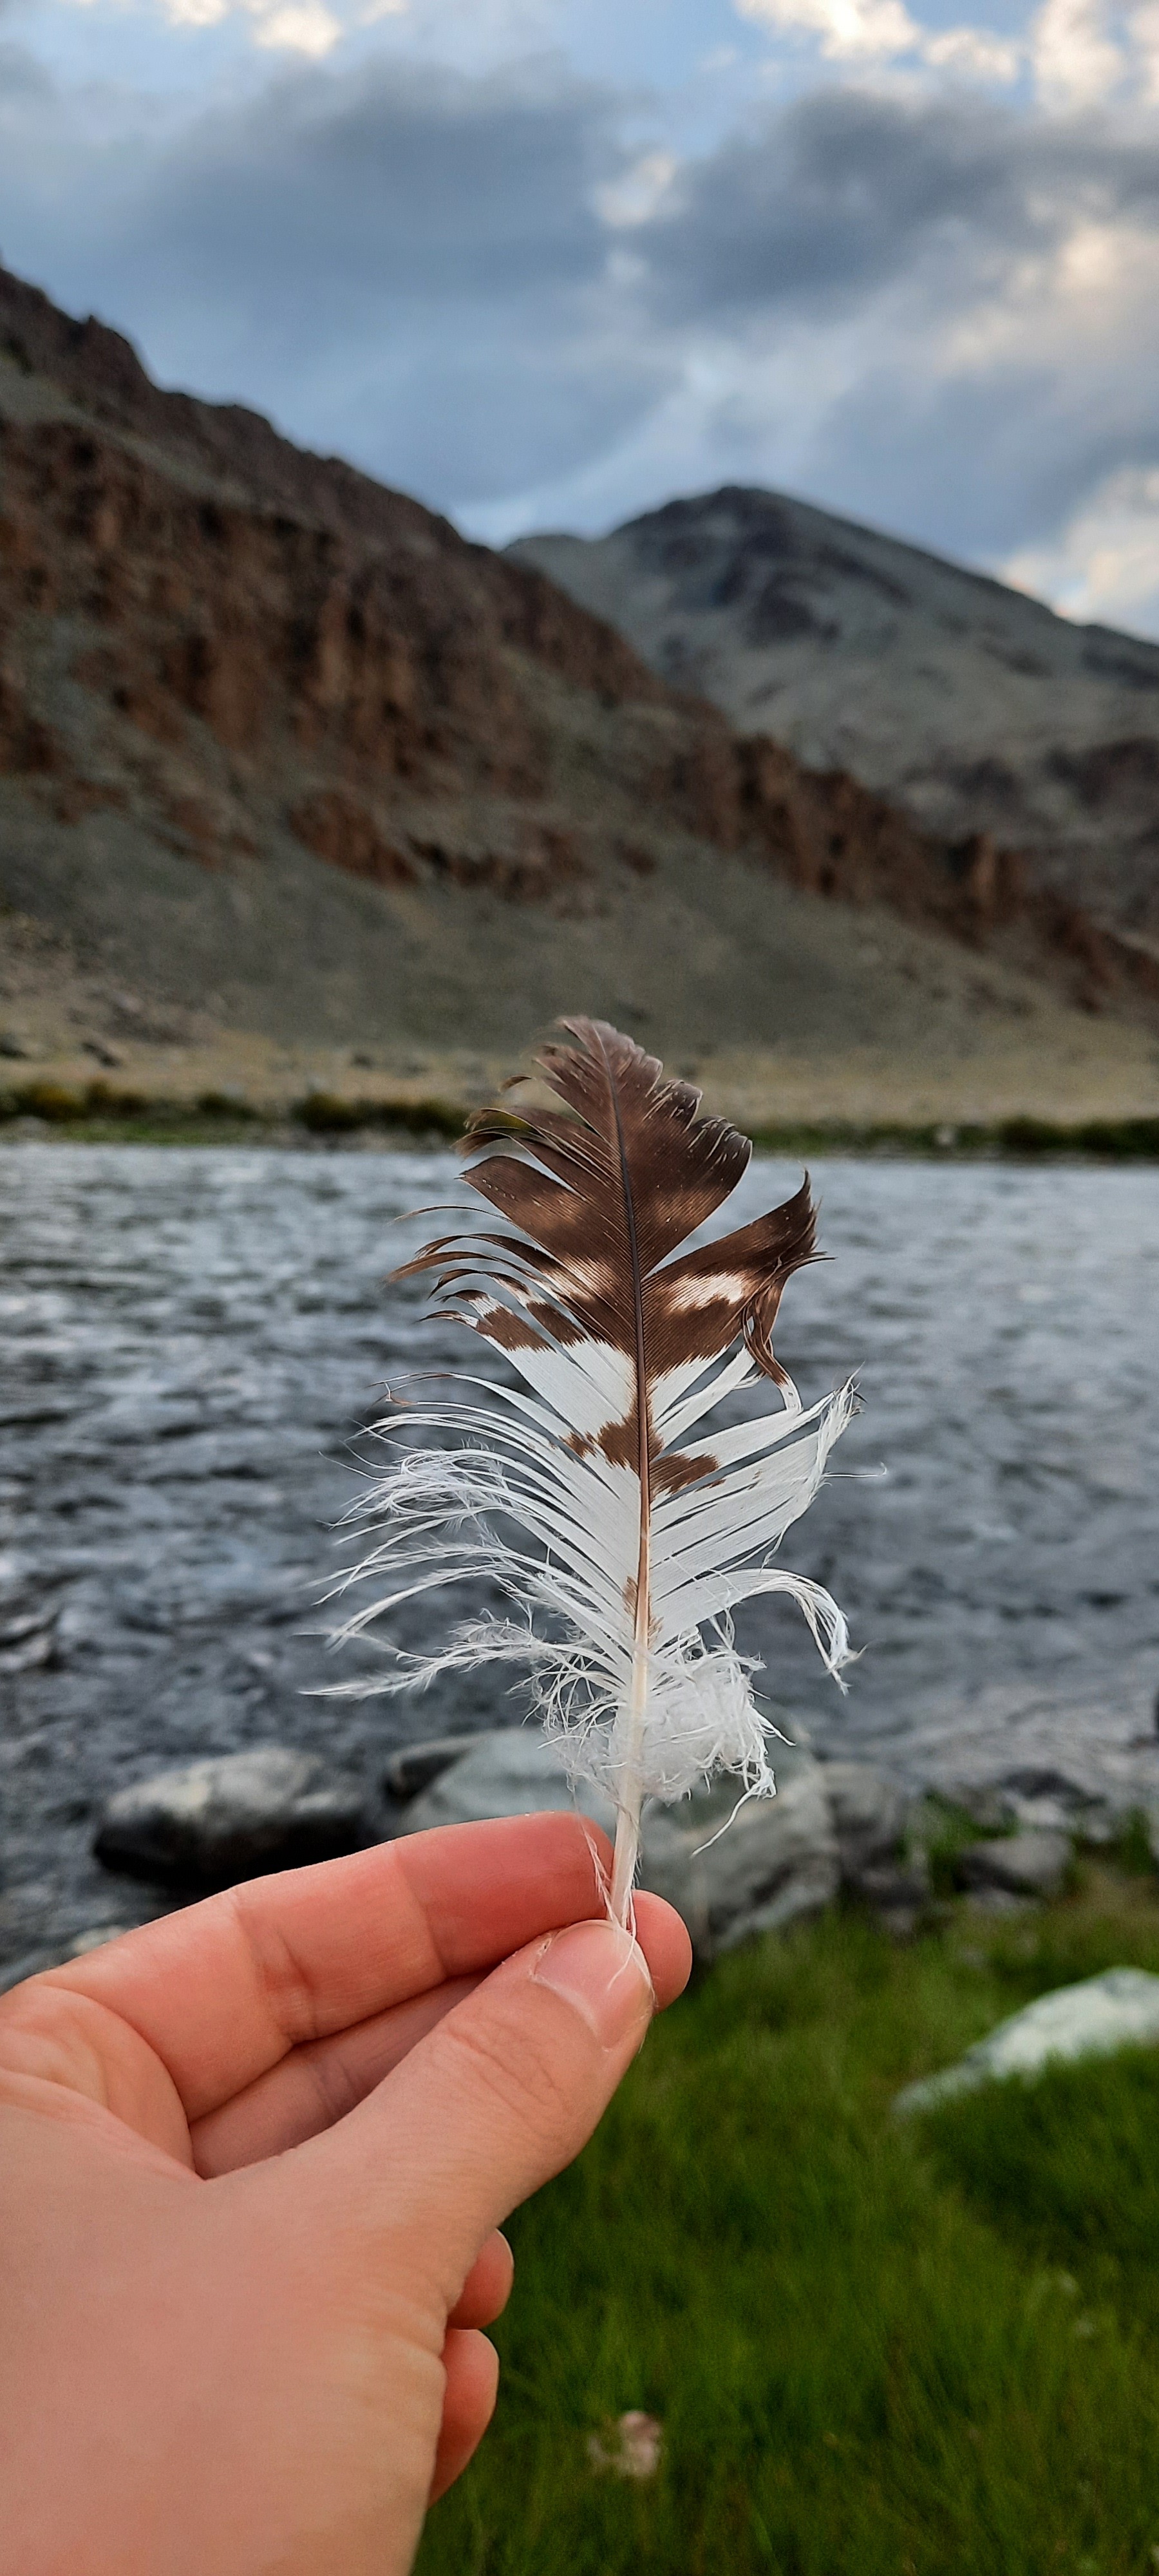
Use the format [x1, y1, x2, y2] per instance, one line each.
[227, 1891, 321, 2049]
[438, 2004, 580, 2154]
[304, 2034, 365, 2131]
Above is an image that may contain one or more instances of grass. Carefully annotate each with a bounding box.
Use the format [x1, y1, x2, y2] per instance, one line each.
[0, 1078, 465, 1144]
[744, 1116, 1159, 1162]
[418, 1870, 1159, 2576]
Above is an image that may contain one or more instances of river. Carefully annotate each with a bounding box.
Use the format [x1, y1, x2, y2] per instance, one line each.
[3, 1143, 1158, 1978]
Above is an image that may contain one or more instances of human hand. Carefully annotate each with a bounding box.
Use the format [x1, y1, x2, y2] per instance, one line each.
[0, 1812, 690, 2576]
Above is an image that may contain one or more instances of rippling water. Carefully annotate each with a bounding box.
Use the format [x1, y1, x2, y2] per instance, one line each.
[3, 1143, 1158, 1975]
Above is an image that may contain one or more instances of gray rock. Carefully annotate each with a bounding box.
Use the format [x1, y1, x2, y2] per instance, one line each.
[400, 1728, 613, 1836]
[641, 1758, 839, 1958]
[822, 1759, 909, 1877]
[896, 1967, 1159, 2113]
[852, 1859, 933, 1936]
[400, 1727, 838, 1960]
[955, 1829, 1072, 1899]
[817, 1759, 929, 1929]
[95, 1745, 376, 1888]
[941, 1781, 1020, 1833]
[384, 1733, 489, 1804]
[934, 1765, 1119, 1845]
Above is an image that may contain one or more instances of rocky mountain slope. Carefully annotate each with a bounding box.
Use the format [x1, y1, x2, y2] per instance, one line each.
[511, 489, 1159, 949]
[0, 265, 1155, 1103]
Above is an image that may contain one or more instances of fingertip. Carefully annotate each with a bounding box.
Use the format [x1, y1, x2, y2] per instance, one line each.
[632, 1893, 693, 2009]
[448, 2230, 514, 2329]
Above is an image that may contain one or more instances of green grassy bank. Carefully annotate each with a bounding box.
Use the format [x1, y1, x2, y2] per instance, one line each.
[3, 1079, 1159, 1160]
[419, 1870, 1159, 2576]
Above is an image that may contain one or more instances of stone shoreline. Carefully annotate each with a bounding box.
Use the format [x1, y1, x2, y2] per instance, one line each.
[8, 1695, 1159, 1995]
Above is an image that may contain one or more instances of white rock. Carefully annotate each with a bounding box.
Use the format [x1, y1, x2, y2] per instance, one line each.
[894, 1967, 1159, 2114]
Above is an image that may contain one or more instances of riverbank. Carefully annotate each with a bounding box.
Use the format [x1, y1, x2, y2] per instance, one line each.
[3, 1077, 1159, 1160]
[419, 1866, 1159, 2576]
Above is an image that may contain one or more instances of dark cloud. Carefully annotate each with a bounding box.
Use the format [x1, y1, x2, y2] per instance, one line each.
[640, 87, 1159, 322]
[0, 54, 674, 506]
[619, 86, 1159, 561]
[145, 55, 619, 303]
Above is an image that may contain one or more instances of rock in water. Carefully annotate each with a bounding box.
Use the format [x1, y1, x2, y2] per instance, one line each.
[894, 1967, 1159, 2113]
[95, 1745, 375, 1888]
[383, 1733, 492, 1804]
[399, 1727, 838, 1960]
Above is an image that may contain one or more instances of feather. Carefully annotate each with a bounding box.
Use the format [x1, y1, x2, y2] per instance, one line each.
[326, 1018, 855, 1924]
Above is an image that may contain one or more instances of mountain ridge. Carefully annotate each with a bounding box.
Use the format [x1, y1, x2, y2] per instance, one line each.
[1, 263, 1156, 1122]
[510, 486, 1159, 943]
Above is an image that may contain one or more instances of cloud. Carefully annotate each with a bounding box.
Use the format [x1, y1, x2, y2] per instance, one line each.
[3, 29, 1159, 627]
[120, 0, 540, 56]
[0, 53, 672, 507]
[641, 86, 1159, 329]
[1030, 0, 1125, 106]
[1003, 466, 1159, 633]
[250, 3, 344, 55]
[737, 0, 1019, 77]
[738, 0, 1155, 106]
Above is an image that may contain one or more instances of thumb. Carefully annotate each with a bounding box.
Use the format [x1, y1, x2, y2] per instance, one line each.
[301, 1917, 654, 2305]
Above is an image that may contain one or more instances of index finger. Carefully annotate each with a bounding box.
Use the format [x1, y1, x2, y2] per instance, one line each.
[38, 1812, 611, 2123]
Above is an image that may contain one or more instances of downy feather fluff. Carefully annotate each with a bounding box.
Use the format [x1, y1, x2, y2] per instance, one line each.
[326, 1018, 855, 1920]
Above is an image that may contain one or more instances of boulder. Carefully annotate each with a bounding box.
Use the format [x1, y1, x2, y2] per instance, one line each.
[895, 1967, 1159, 2114]
[822, 1759, 909, 1879]
[850, 1860, 933, 1937]
[383, 1732, 493, 1804]
[640, 1757, 839, 1958]
[955, 1829, 1072, 1899]
[399, 1728, 614, 1837]
[818, 1757, 929, 1933]
[95, 1745, 375, 1888]
[399, 1727, 838, 1960]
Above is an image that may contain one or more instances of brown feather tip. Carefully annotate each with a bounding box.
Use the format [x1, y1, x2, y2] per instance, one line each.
[437, 1018, 819, 1388]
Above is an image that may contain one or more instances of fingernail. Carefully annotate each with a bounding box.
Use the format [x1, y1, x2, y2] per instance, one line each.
[531, 1919, 654, 2050]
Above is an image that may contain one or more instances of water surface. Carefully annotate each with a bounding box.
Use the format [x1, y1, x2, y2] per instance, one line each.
[3, 1145, 1157, 1975]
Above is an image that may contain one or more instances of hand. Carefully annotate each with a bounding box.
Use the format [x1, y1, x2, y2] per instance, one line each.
[0, 1812, 690, 2576]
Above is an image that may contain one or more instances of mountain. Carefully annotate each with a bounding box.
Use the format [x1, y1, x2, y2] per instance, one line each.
[510, 489, 1159, 947]
[0, 266, 1156, 1115]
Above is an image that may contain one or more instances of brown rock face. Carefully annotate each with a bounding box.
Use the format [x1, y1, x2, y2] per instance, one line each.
[1, 259, 1154, 1043]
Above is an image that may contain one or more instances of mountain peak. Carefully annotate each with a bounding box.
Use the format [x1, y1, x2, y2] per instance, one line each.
[511, 488, 1159, 938]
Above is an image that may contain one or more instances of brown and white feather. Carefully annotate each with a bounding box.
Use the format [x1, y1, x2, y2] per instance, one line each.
[326, 1019, 854, 1920]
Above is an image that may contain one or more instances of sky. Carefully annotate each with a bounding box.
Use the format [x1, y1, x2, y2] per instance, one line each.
[2, 0, 1159, 635]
